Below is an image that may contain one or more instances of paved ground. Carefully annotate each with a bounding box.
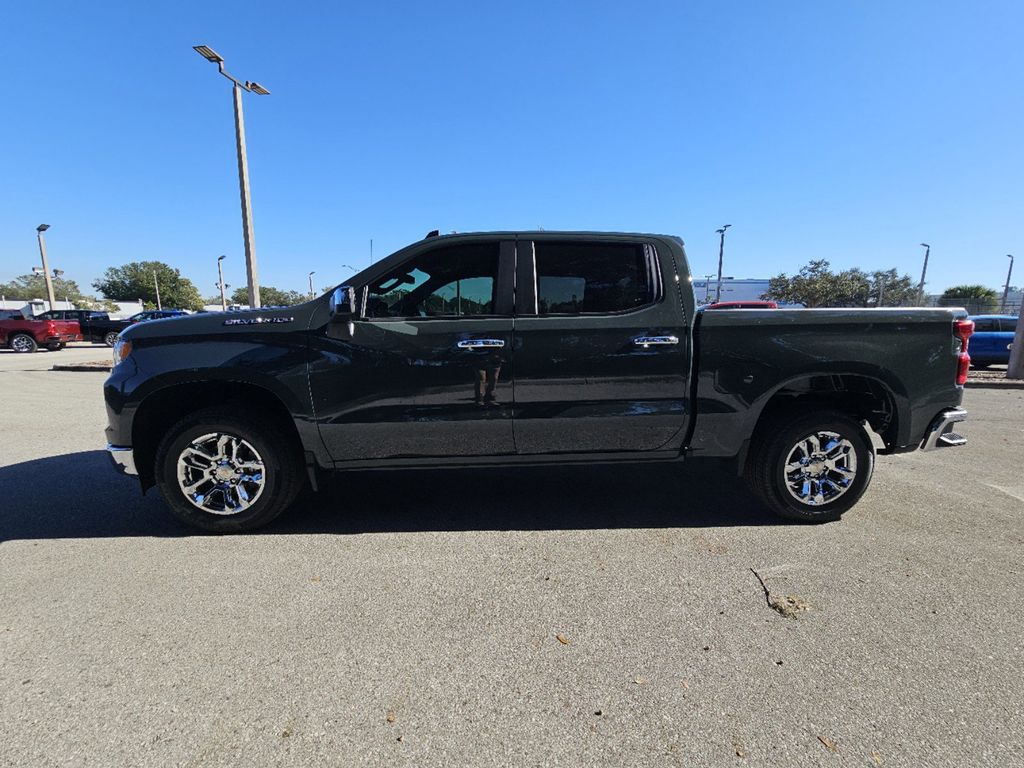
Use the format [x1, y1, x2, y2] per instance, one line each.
[1, 345, 1022, 767]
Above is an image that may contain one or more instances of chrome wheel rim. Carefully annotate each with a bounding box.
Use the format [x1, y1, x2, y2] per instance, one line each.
[176, 432, 266, 515]
[11, 335, 33, 352]
[105, 332, 118, 346]
[783, 430, 858, 507]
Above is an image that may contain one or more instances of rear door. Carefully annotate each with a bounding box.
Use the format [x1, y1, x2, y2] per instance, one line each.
[511, 236, 691, 454]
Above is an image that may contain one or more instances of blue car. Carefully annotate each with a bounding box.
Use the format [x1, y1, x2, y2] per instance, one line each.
[969, 314, 1017, 368]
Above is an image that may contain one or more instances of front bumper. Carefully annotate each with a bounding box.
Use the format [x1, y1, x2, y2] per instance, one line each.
[107, 444, 138, 475]
[920, 407, 968, 451]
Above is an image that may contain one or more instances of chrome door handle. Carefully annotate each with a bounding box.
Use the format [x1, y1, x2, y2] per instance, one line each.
[456, 338, 505, 349]
[633, 335, 679, 348]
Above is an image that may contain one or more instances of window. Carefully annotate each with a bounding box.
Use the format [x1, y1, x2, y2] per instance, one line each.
[1000, 318, 1017, 332]
[365, 243, 499, 318]
[973, 318, 998, 332]
[534, 241, 654, 315]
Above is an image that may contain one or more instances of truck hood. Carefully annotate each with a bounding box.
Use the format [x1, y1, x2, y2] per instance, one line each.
[121, 302, 321, 341]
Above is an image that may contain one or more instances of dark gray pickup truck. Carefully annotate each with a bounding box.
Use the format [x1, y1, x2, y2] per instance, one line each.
[104, 231, 972, 532]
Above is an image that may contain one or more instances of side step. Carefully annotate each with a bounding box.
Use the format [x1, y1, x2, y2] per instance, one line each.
[920, 408, 968, 451]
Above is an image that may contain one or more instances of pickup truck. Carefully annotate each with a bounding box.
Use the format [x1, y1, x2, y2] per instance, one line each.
[38, 309, 190, 346]
[1, 315, 81, 352]
[104, 231, 973, 532]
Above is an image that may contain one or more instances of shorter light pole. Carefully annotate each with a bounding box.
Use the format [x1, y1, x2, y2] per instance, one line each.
[36, 224, 57, 311]
[153, 269, 162, 310]
[1001, 254, 1015, 312]
[702, 273, 716, 303]
[217, 255, 228, 311]
[715, 225, 732, 302]
[918, 243, 930, 304]
[308, 271, 316, 299]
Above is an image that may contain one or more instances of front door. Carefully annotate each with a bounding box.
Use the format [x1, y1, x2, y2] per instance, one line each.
[310, 239, 516, 462]
[511, 236, 691, 454]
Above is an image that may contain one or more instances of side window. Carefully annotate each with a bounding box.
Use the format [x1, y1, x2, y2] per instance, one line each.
[973, 318, 998, 332]
[534, 241, 654, 315]
[1000, 318, 1017, 332]
[365, 242, 500, 318]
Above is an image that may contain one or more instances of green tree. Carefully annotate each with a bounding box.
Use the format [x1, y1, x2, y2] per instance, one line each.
[940, 285, 998, 313]
[0, 273, 88, 303]
[763, 260, 918, 307]
[229, 285, 307, 306]
[93, 261, 203, 311]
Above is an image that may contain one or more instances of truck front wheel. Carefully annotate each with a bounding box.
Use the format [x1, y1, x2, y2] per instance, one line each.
[104, 331, 119, 347]
[9, 333, 38, 353]
[746, 409, 875, 523]
[154, 407, 305, 533]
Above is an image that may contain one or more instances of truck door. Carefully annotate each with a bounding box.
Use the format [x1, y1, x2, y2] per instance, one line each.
[511, 236, 691, 454]
[309, 239, 516, 462]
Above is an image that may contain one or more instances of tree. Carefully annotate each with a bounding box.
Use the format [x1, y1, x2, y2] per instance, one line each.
[93, 261, 204, 311]
[0, 272, 120, 311]
[230, 285, 307, 306]
[763, 260, 918, 307]
[939, 285, 998, 313]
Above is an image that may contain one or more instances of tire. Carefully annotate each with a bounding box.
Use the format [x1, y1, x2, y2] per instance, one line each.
[46, 342, 65, 352]
[154, 406, 305, 533]
[9, 333, 38, 353]
[745, 409, 875, 523]
[104, 331, 119, 347]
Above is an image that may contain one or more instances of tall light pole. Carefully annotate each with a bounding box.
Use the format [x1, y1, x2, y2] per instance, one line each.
[715, 225, 732, 302]
[193, 45, 270, 309]
[217, 255, 228, 311]
[1001, 254, 1015, 312]
[308, 271, 316, 299]
[918, 243, 931, 304]
[35, 224, 56, 311]
[153, 269, 162, 310]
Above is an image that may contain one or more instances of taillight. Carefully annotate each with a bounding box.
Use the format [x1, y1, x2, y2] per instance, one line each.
[46, 320, 58, 335]
[954, 319, 974, 386]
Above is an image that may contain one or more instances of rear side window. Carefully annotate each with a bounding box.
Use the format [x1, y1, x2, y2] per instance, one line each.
[973, 318, 998, 332]
[534, 241, 654, 315]
[1000, 318, 1017, 332]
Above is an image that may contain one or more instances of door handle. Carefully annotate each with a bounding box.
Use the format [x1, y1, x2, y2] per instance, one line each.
[456, 338, 505, 349]
[633, 335, 679, 348]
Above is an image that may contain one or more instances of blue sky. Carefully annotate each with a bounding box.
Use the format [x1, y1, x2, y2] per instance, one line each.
[1, 1, 1021, 299]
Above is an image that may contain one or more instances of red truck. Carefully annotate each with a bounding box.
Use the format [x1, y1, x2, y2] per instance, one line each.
[0, 313, 82, 352]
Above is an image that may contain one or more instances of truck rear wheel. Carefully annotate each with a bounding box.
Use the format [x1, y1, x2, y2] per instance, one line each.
[746, 409, 874, 523]
[104, 331, 119, 347]
[154, 406, 305, 533]
[10, 333, 38, 353]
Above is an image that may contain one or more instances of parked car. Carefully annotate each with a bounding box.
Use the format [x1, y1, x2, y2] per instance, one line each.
[968, 314, 1016, 367]
[105, 230, 973, 532]
[38, 309, 189, 347]
[0, 315, 81, 352]
[703, 300, 779, 310]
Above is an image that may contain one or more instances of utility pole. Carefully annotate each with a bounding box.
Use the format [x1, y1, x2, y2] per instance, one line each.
[1008, 300, 1024, 379]
[153, 269, 162, 310]
[217, 255, 228, 311]
[877, 275, 886, 307]
[308, 271, 316, 299]
[370, 238, 374, 263]
[1001, 254, 1015, 312]
[918, 243, 930, 304]
[35, 224, 56, 311]
[702, 274, 716, 304]
[715, 225, 732, 302]
[194, 45, 270, 309]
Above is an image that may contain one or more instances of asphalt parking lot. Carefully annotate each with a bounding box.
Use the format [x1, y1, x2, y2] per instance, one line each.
[1, 345, 1022, 767]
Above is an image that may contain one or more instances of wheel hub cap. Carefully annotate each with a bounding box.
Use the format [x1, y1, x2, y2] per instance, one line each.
[176, 433, 266, 515]
[783, 431, 858, 507]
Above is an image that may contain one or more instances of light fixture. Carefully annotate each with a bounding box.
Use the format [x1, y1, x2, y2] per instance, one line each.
[246, 81, 271, 95]
[37, 224, 50, 232]
[193, 45, 223, 63]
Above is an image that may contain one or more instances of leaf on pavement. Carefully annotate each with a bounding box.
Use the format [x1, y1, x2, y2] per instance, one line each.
[556, 634, 570, 645]
[817, 735, 838, 753]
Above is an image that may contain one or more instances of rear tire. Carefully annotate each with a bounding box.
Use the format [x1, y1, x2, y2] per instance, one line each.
[154, 406, 305, 533]
[104, 331, 119, 347]
[745, 409, 875, 523]
[10, 333, 38, 353]
[46, 341, 65, 351]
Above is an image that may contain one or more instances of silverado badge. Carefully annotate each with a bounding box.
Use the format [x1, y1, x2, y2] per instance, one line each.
[223, 316, 294, 326]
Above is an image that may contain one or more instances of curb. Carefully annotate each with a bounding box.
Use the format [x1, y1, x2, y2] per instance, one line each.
[51, 363, 113, 373]
[965, 380, 1024, 390]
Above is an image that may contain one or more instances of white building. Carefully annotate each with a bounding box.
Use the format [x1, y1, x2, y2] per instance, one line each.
[0, 298, 145, 319]
[690, 278, 771, 305]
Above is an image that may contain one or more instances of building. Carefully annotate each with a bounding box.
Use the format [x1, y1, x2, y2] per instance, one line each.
[0, 298, 145, 319]
[690, 278, 771, 305]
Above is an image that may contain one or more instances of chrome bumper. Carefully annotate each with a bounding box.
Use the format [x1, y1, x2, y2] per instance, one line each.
[920, 407, 968, 451]
[107, 444, 138, 476]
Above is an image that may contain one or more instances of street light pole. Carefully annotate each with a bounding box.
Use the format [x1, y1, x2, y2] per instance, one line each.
[217, 255, 228, 311]
[153, 269, 162, 310]
[308, 271, 316, 299]
[35, 224, 56, 311]
[715, 225, 732, 303]
[193, 45, 271, 310]
[918, 243, 930, 304]
[1001, 254, 1015, 312]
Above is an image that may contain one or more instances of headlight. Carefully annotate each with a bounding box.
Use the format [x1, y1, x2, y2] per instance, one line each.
[113, 338, 132, 366]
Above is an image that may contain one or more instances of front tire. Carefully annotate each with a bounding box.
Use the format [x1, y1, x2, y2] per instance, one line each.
[154, 407, 305, 533]
[746, 409, 875, 523]
[104, 331, 119, 347]
[10, 333, 38, 353]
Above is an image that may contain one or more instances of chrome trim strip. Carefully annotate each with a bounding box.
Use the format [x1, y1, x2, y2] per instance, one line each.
[920, 407, 968, 451]
[107, 444, 138, 476]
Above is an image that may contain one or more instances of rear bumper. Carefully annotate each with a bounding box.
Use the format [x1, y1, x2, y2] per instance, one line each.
[107, 444, 138, 476]
[920, 407, 968, 451]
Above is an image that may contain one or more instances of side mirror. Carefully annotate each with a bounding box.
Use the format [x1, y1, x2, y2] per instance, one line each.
[329, 285, 357, 320]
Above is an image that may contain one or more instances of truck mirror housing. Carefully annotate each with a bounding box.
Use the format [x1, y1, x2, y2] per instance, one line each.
[329, 286, 357, 321]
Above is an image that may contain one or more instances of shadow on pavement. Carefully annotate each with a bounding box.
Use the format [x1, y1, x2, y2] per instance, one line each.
[0, 450, 782, 541]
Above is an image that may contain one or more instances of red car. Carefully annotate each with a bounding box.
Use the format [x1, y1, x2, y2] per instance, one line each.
[0, 314, 82, 352]
[703, 300, 779, 310]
